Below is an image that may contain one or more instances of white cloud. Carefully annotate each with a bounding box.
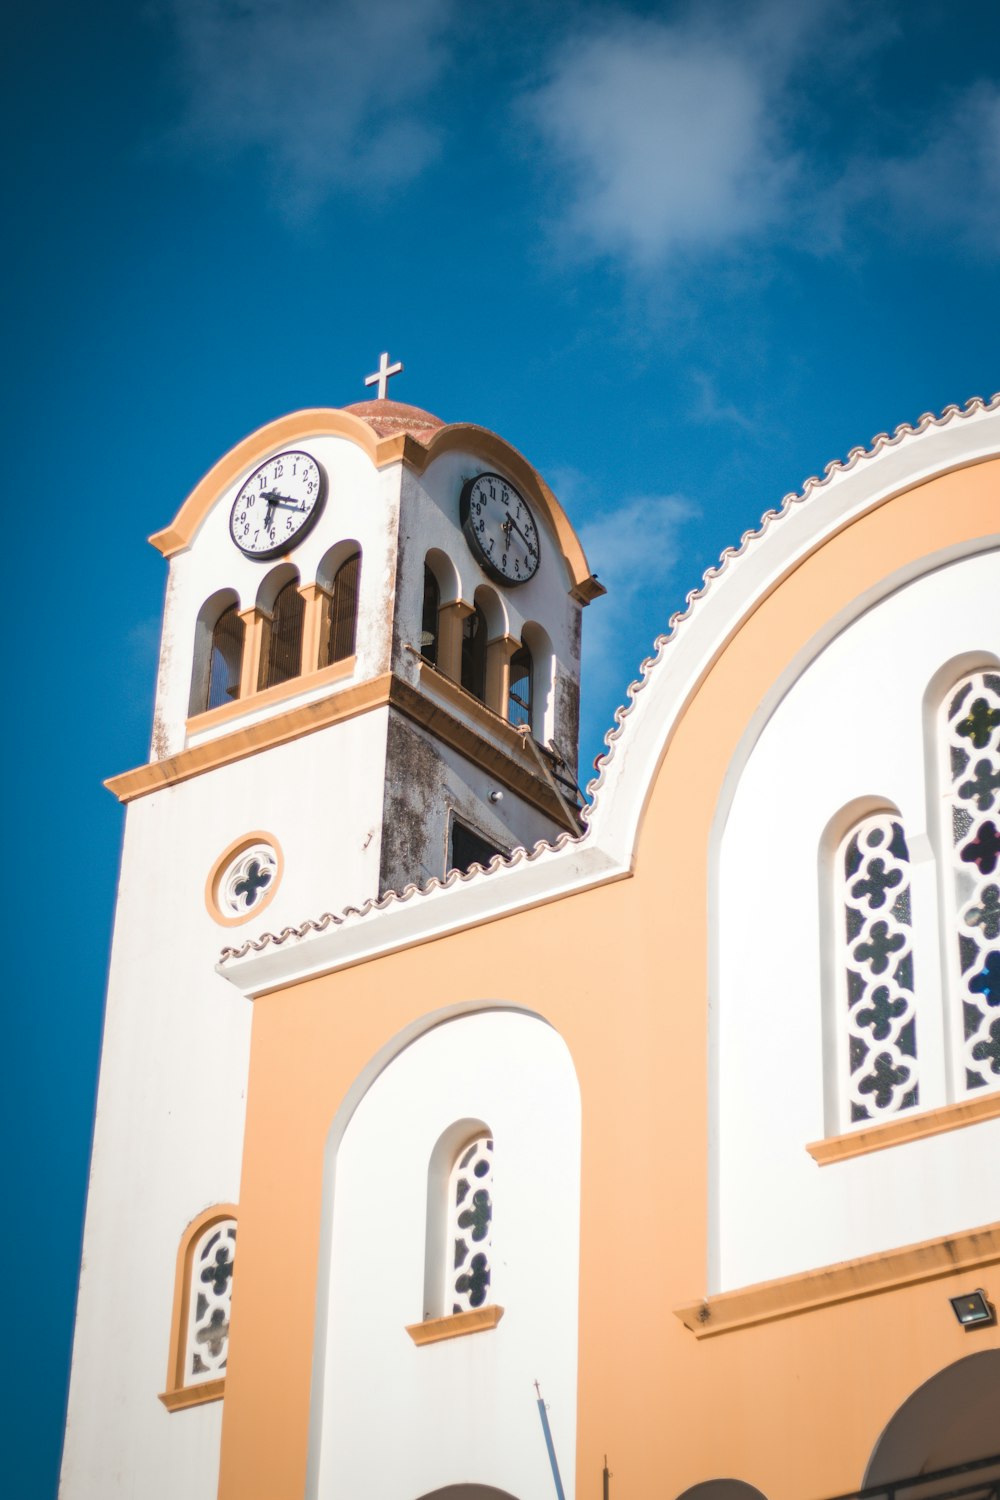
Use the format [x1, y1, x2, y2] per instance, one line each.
[522, 5, 812, 267]
[522, 2, 1000, 270]
[164, 0, 458, 212]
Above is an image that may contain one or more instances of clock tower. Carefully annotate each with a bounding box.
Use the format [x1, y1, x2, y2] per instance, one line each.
[60, 387, 602, 1500]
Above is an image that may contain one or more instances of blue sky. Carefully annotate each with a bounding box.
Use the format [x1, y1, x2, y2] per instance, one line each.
[4, 1, 998, 1493]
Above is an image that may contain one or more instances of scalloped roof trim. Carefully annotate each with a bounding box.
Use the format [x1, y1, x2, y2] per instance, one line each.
[219, 827, 585, 962]
[219, 391, 999, 966]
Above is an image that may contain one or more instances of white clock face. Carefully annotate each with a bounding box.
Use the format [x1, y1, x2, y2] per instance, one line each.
[229, 450, 326, 559]
[460, 472, 540, 586]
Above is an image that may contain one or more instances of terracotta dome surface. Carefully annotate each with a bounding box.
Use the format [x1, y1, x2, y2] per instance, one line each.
[342, 399, 445, 441]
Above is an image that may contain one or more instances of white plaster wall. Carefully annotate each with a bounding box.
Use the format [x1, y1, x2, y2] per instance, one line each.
[152, 433, 401, 757]
[60, 711, 390, 1500]
[712, 550, 1000, 1292]
[310, 1010, 581, 1500]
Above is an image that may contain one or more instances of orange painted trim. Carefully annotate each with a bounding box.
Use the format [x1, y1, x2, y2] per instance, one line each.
[674, 1220, 1000, 1338]
[205, 831, 285, 929]
[405, 1305, 505, 1345]
[148, 409, 597, 597]
[106, 674, 394, 802]
[162, 1204, 238, 1406]
[159, 1378, 225, 1412]
[185, 655, 356, 735]
[108, 668, 567, 822]
[807, 1090, 1000, 1164]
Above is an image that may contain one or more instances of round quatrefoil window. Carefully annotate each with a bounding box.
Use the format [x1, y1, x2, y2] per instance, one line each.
[206, 833, 283, 927]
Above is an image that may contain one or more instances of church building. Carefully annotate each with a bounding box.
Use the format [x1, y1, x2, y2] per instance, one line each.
[60, 373, 1000, 1500]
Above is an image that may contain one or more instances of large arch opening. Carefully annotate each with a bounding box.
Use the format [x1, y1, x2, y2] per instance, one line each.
[864, 1350, 1000, 1487]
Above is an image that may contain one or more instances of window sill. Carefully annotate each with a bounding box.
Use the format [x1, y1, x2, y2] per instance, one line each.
[158, 1377, 225, 1412]
[405, 1305, 504, 1346]
[806, 1088, 1000, 1165]
[186, 655, 356, 735]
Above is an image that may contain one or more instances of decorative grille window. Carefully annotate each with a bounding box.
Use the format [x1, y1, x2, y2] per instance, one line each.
[839, 813, 919, 1123]
[508, 645, 533, 729]
[447, 1136, 493, 1314]
[420, 564, 440, 666]
[460, 605, 488, 702]
[320, 551, 360, 667]
[219, 841, 278, 918]
[259, 581, 304, 690]
[942, 671, 1000, 1092]
[184, 1219, 236, 1385]
[207, 605, 245, 710]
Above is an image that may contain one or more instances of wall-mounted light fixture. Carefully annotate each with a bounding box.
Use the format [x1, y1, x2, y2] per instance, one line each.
[949, 1289, 995, 1328]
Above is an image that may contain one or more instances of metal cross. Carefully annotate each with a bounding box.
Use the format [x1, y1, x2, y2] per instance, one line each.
[364, 350, 403, 400]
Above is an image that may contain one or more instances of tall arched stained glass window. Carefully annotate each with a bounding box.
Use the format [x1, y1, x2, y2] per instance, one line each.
[840, 813, 919, 1123]
[447, 1135, 493, 1314]
[942, 670, 1000, 1093]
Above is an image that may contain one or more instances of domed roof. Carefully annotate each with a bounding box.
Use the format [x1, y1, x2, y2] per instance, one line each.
[342, 399, 445, 442]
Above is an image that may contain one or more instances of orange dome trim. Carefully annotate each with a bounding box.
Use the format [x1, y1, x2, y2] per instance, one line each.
[148, 406, 604, 603]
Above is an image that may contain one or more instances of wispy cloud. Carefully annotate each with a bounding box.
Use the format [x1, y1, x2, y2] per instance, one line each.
[163, 0, 459, 213]
[522, 1, 1000, 270]
[521, 3, 822, 268]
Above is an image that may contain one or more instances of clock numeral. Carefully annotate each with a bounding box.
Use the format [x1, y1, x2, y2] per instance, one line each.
[274, 461, 283, 477]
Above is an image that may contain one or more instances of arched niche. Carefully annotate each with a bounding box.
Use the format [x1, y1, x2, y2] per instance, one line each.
[473, 583, 508, 642]
[316, 538, 362, 593]
[864, 1349, 1000, 1485]
[306, 1006, 581, 1500]
[425, 546, 461, 607]
[256, 560, 299, 614]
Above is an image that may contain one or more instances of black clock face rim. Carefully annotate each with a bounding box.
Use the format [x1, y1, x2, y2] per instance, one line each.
[229, 449, 327, 561]
[460, 471, 540, 587]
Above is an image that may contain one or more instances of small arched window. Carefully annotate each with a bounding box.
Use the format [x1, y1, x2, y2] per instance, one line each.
[259, 580, 305, 690]
[461, 604, 488, 702]
[508, 645, 532, 729]
[838, 813, 919, 1123]
[159, 1206, 237, 1411]
[420, 564, 441, 666]
[206, 605, 245, 710]
[320, 550, 361, 668]
[447, 1134, 493, 1314]
[941, 669, 1000, 1091]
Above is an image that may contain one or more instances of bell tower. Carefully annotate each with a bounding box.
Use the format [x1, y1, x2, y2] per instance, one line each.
[112, 386, 603, 924]
[60, 382, 602, 1500]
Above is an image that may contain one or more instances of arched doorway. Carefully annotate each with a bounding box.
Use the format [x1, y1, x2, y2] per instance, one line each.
[416, 1489, 521, 1500]
[676, 1483, 768, 1500]
[864, 1350, 1000, 1497]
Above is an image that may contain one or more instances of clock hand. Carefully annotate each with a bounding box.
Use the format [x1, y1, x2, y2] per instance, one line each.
[505, 511, 537, 556]
[261, 490, 306, 511]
